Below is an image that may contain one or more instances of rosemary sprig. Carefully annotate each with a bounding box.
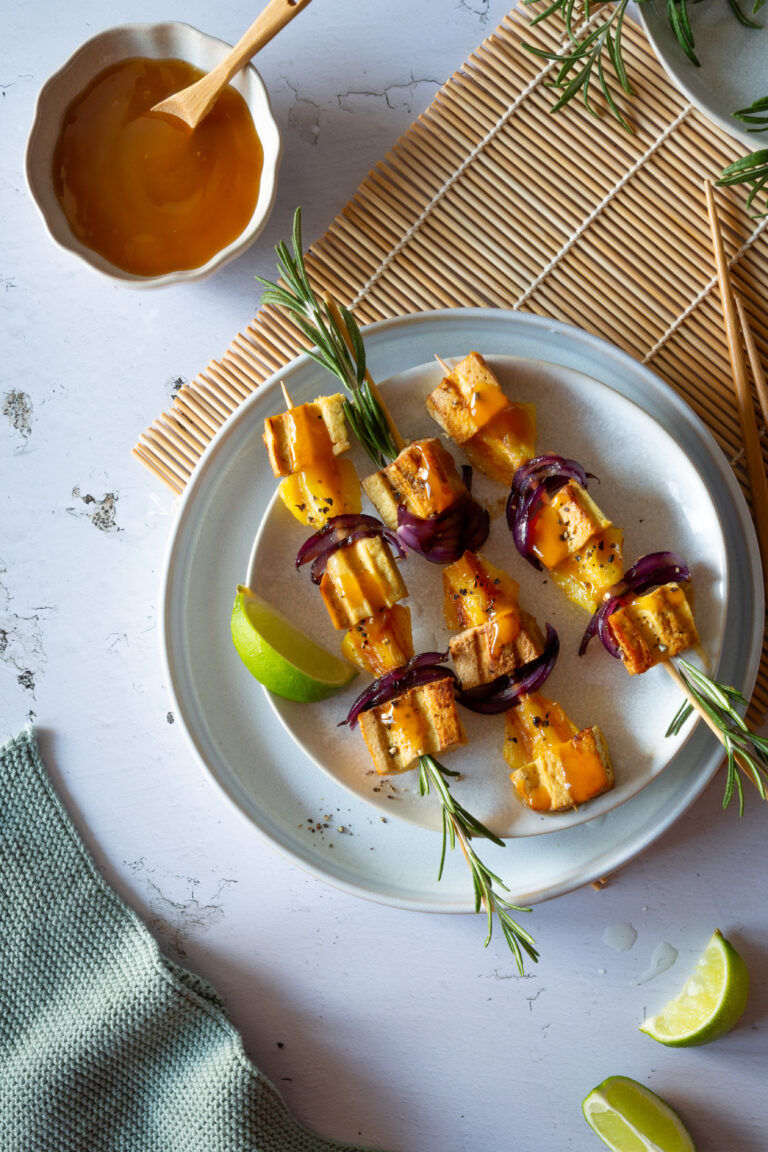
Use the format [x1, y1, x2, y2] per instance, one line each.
[417, 755, 540, 973]
[256, 208, 397, 467]
[716, 149, 768, 216]
[523, 0, 635, 133]
[665, 658, 768, 815]
[523, 0, 763, 132]
[733, 94, 768, 132]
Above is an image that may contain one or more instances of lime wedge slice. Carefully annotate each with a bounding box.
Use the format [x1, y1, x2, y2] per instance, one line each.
[639, 929, 749, 1048]
[583, 1076, 695, 1152]
[231, 585, 358, 703]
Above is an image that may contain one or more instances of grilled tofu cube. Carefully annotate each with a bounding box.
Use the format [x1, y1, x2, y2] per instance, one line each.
[263, 394, 350, 477]
[531, 481, 612, 570]
[504, 693, 614, 812]
[606, 582, 699, 675]
[442, 551, 520, 629]
[362, 438, 467, 529]
[464, 403, 536, 486]
[320, 536, 407, 630]
[426, 351, 512, 444]
[449, 609, 545, 689]
[549, 526, 624, 612]
[341, 605, 414, 677]
[358, 676, 467, 774]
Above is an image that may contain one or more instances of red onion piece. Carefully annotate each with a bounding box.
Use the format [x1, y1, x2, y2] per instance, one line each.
[456, 624, 559, 714]
[506, 455, 597, 569]
[622, 551, 690, 594]
[340, 652, 458, 729]
[397, 490, 489, 564]
[296, 514, 405, 584]
[579, 552, 691, 659]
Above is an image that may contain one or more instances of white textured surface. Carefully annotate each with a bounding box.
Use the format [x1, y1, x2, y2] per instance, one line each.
[2, 2, 766, 1149]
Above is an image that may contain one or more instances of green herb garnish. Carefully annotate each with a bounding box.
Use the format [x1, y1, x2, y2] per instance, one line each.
[418, 755, 539, 972]
[256, 208, 397, 467]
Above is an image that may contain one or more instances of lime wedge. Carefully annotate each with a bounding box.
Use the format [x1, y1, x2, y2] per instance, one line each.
[231, 585, 357, 702]
[639, 930, 749, 1048]
[583, 1076, 695, 1152]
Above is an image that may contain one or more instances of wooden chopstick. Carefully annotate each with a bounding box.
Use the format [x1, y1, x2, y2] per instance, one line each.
[704, 179, 768, 588]
[734, 294, 768, 437]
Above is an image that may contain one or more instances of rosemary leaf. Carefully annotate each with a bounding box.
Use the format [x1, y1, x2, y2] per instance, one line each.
[257, 208, 398, 467]
[716, 149, 768, 217]
[671, 658, 768, 810]
[418, 755, 539, 972]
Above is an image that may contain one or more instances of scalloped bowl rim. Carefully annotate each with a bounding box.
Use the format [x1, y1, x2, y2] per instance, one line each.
[25, 21, 282, 287]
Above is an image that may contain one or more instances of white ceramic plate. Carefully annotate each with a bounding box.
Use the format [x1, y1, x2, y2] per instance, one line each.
[639, 2, 767, 150]
[249, 355, 726, 838]
[161, 310, 763, 910]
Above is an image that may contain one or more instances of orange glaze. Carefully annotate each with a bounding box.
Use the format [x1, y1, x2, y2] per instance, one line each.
[412, 441, 463, 515]
[341, 605, 414, 677]
[468, 380, 511, 430]
[487, 611, 521, 659]
[558, 739, 611, 805]
[474, 401, 535, 452]
[531, 490, 574, 570]
[278, 404, 360, 526]
[53, 58, 263, 276]
[379, 694, 429, 759]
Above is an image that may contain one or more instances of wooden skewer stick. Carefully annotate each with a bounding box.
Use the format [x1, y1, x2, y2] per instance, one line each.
[280, 380, 295, 410]
[734, 293, 768, 437]
[322, 293, 407, 454]
[704, 179, 768, 587]
[663, 660, 763, 794]
[435, 354, 453, 375]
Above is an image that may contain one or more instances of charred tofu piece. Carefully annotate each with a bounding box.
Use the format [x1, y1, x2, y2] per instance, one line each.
[263, 394, 350, 477]
[549, 526, 625, 613]
[426, 351, 512, 443]
[341, 605, 414, 677]
[320, 536, 407, 630]
[449, 609, 545, 690]
[607, 582, 699, 675]
[504, 692, 614, 813]
[426, 352, 535, 485]
[531, 481, 612, 571]
[362, 438, 467, 529]
[442, 551, 520, 630]
[358, 677, 467, 774]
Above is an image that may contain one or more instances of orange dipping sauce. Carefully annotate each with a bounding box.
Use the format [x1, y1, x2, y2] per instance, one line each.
[53, 58, 263, 277]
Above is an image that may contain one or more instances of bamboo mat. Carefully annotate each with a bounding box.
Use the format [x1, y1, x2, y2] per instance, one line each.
[134, 7, 768, 719]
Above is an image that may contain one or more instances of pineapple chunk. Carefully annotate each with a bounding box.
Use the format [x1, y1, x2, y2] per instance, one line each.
[549, 526, 624, 612]
[341, 605, 414, 677]
[442, 551, 520, 630]
[278, 457, 361, 528]
[263, 394, 350, 477]
[531, 481, 612, 570]
[362, 438, 466, 529]
[464, 403, 536, 486]
[320, 535, 407, 630]
[606, 582, 699, 675]
[358, 677, 467, 774]
[426, 351, 512, 444]
[504, 693, 614, 813]
[449, 609, 545, 689]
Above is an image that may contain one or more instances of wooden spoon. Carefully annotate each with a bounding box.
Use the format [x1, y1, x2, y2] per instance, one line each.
[151, 0, 313, 130]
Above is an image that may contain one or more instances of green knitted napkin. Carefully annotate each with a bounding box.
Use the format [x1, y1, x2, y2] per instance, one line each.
[0, 728, 375, 1152]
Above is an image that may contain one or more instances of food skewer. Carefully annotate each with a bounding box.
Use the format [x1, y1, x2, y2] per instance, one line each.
[704, 178, 768, 588]
[256, 315, 539, 968]
[427, 351, 768, 811]
[734, 294, 768, 437]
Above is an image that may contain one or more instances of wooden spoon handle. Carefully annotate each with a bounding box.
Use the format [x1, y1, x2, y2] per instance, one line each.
[172, 0, 313, 126]
[212, 0, 313, 88]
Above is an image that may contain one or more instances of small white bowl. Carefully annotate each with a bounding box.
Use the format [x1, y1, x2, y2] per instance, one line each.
[26, 22, 282, 287]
